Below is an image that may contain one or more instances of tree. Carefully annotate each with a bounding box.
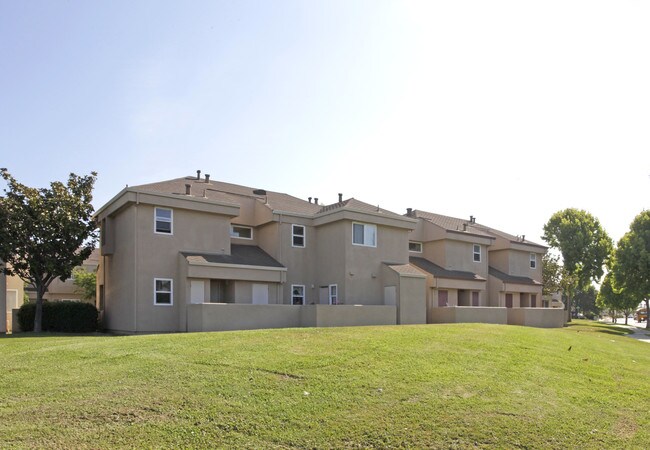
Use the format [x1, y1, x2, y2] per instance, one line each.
[612, 210, 650, 329]
[542, 209, 613, 322]
[542, 253, 562, 297]
[573, 285, 600, 320]
[0, 169, 98, 332]
[597, 272, 637, 324]
[72, 267, 97, 302]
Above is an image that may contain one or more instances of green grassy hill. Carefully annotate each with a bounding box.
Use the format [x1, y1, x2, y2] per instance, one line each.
[1, 321, 648, 448]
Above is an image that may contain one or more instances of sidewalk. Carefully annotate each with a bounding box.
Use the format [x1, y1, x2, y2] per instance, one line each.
[619, 318, 650, 344]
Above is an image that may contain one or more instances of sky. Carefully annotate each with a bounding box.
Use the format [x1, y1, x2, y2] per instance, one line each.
[1, 0, 649, 245]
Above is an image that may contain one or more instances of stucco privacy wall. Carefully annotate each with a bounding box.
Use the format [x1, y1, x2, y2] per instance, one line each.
[398, 274, 427, 325]
[429, 306, 509, 325]
[186, 304, 397, 332]
[507, 308, 565, 328]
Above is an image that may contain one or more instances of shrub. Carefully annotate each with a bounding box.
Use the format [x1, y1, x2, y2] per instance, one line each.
[17, 301, 98, 333]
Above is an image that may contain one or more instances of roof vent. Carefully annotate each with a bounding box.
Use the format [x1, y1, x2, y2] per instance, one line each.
[196, 170, 201, 180]
[338, 193, 343, 203]
[308, 197, 312, 204]
[205, 174, 210, 183]
[406, 208, 413, 217]
[470, 215, 475, 224]
[185, 184, 191, 195]
[314, 198, 318, 205]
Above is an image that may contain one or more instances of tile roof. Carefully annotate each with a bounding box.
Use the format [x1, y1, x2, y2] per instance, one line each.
[410, 257, 486, 281]
[413, 209, 546, 247]
[386, 263, 427, 277]
[132, 177, 322, 215]
[318, 198, 405, 219]
[488, 266, 541, 286]
[182, 245, 285, 268]
[413, 210, 495, 238]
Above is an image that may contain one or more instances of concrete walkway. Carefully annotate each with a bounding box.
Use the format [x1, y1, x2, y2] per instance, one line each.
[619, 319, 650, 344]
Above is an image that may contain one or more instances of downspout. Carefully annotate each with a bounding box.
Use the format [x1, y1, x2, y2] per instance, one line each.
[134, 192, 139, 333]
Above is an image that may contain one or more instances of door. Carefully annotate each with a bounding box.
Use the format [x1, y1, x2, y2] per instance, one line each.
[319, 287, 329, 305]
[6, 290, 18, 311]
[472, 291, 479, 307]
[252, 284, 269, 305]
[190, 280, 205, 304]
[531, 294, 537, 308]
[438, 290, 448, 307]
[384, 286, 397, 306]
[505, 293, 513, 308]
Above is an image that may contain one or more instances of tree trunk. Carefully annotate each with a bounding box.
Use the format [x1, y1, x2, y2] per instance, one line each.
[624, 314, 628, 325]
[645, 299, 649, 330]
[34, 284, 45, 333]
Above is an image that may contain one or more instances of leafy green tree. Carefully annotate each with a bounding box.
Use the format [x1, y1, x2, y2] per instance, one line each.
[612, 210, 650, 329]
[542, 253, 562, 297]
[573, 285, 600, 320]
[0, 169, 98, 332]
[597, 272, 637, 324]
[72, 267, 97, 302]
[542, 209, 613, 322]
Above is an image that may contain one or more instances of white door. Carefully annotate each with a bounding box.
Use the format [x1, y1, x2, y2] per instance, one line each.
[190, 280, 205, 304]
[252, 284, 269, 305]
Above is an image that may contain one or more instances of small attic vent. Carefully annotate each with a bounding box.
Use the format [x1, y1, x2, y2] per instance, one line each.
[253, 189, 266, 196]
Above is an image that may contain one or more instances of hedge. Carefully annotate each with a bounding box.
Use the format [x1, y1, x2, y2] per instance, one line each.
[17, 301, 98, 333]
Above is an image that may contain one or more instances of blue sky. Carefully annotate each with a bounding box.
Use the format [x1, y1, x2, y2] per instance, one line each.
[1, 0, 648, 244]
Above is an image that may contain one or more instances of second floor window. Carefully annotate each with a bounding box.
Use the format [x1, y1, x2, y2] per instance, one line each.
[409, 241, 423, 252]
[292, 225, 305, 247]
[530, 253, 537, 269]
[473, 244, 481, 262]
[155, 208, 173, 234]
[352, 222, 377, 247]
[230, 225, 253, 239]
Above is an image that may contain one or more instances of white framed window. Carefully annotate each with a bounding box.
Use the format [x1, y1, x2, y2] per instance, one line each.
[409, 241, 422, 253]
[154, 208, 173, 235]
[530, 253, 537, 269]
[292, 224, 305, 248]
[291, 285, 305, 305]
[329, 284, 338, 305]
[352, 222, 377, 247]
[473, 244, 481, 262]
[154, 278, 173, 306]
[230, 225, 253, 239]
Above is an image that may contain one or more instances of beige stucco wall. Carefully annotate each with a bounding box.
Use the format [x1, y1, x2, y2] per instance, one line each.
[445, 240, 489, 278]
[301, 304, 397, 327]
[489, 248, 543, 282]
[397, 274, 427, 324]
[186, 303, 398, 332]
[507, 308, 565, 328]
[429, 306, 508, 325]
[188, 304, 302, 332]
[313, 221, 347, 303]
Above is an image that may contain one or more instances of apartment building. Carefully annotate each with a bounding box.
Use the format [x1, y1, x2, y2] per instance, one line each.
[93, 173, 564, 334]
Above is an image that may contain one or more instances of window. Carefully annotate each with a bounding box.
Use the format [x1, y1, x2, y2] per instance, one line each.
[530, 253, 537, 269]
[230, 225, 253, 239]
[154, 278, 173, 305]
[291, 285, 305, 305]
[409, 241, 422, 253]
[292, 224, 305, 248]
[473, 244, 481, 262]
[155, 208, 173, 234]
[329, 284, 338, 305]
[352, 222, 377, 247]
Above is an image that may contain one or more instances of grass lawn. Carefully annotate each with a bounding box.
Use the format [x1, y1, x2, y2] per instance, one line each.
[1, 321, 649, 449]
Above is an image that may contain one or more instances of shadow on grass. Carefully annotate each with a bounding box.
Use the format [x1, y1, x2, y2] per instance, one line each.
[1, 331, 115, 339]
[566, 321, 633, 336]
